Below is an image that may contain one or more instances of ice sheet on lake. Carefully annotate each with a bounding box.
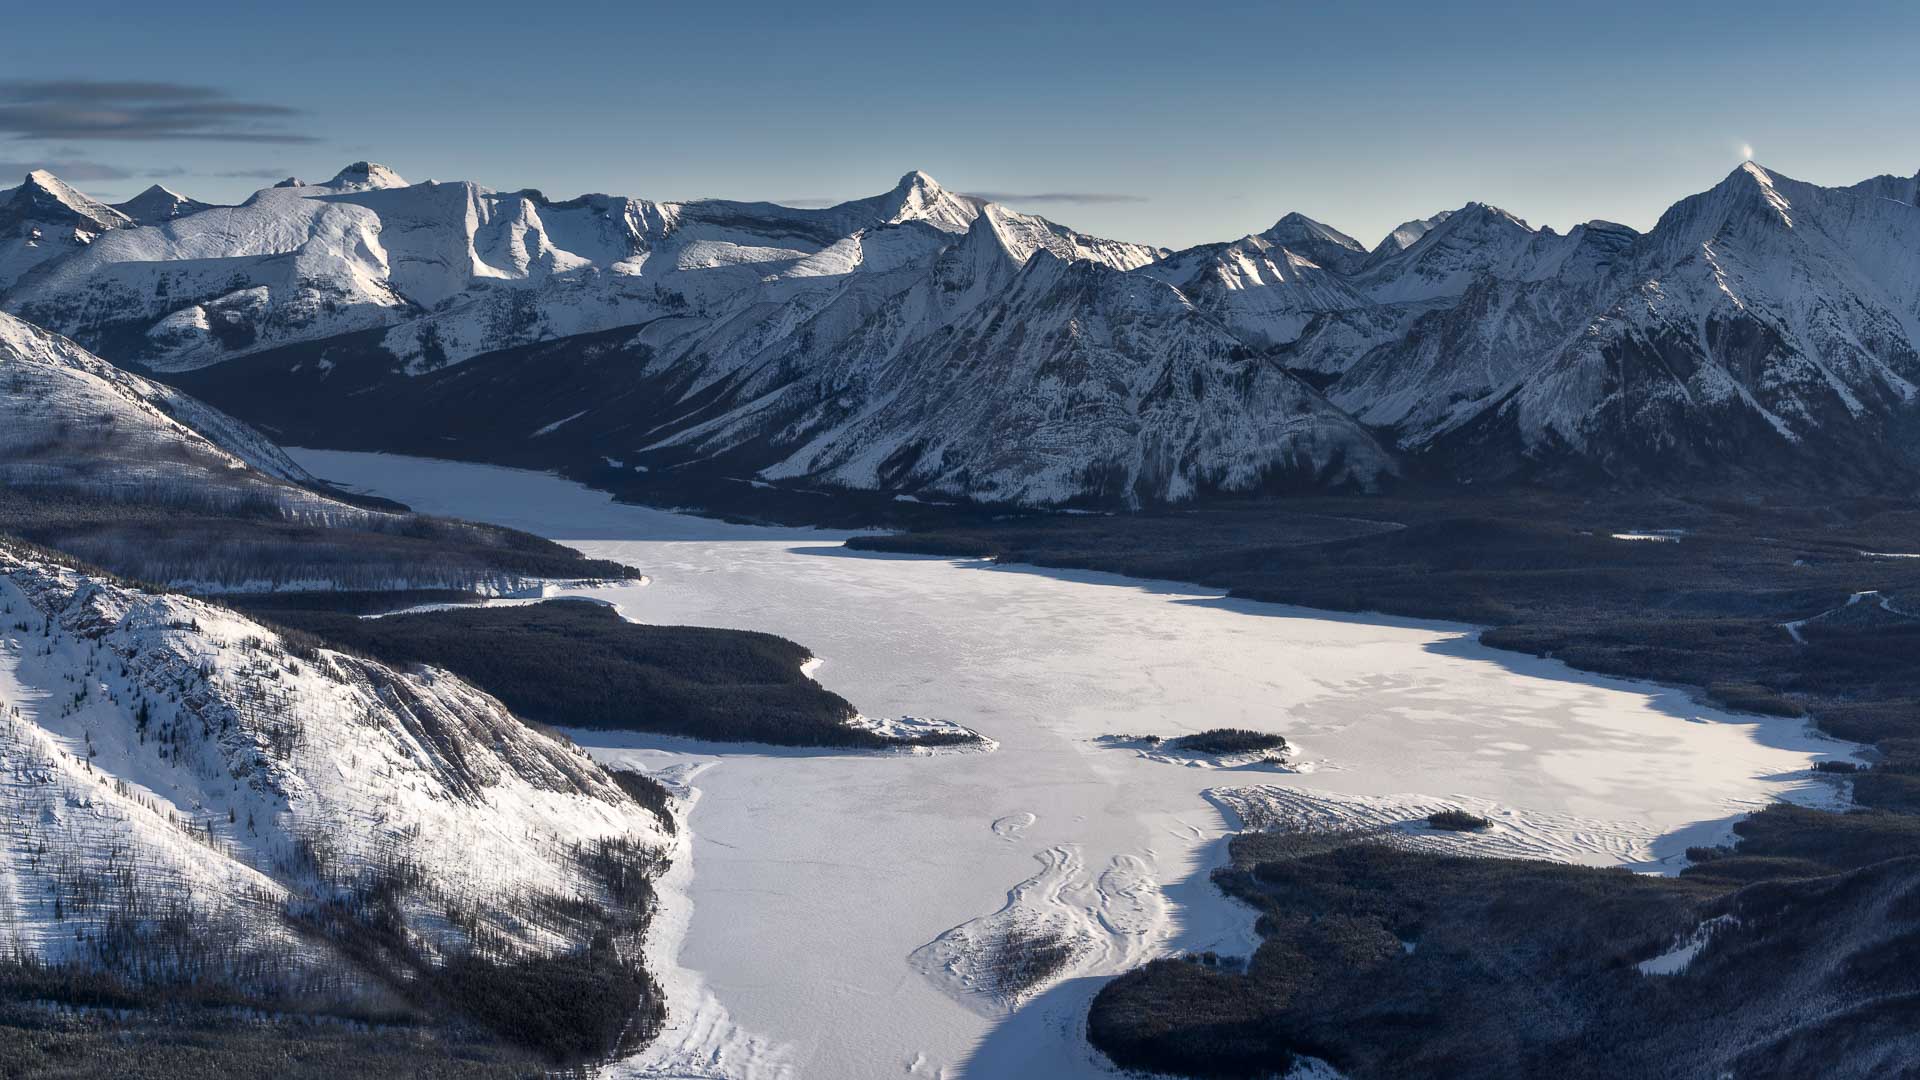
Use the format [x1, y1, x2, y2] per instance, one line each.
[292, 448, 1860, 1080]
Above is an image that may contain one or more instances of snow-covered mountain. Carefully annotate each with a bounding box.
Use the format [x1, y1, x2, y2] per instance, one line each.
[4, 161, 1919, 504]
[653, 218, 1393, 503]
[0, 309, 317, 490]
[4, 164, 1154, 379]
[1434, 164, 1920, 481]
[0, 311, 641, 597]
[1367, 210, 1455, 266]
[0, 170, 134, 291]
[0, 547, 665, 1009]
[111, 184, 219, 226]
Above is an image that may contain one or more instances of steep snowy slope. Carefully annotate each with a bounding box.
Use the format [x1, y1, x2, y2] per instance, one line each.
[0, 310, 316, 488]
[1363, 209, 1454, 267]
[1354, 202, 1545, 305]
[654, 220, 1396, 504]
[0, 546, 665, 1011]
[1333, 219, 1639, 439]
[1440, 163, 1920, 479]
[1138, 218, 1381, 351]
[0, 311, 638, 596]
[1261, 212, 1370, 274]
[0, 171, 133, 290]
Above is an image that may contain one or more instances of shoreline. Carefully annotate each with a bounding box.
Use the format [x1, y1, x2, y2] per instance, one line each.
[288, 448, 1862, 1079]
[591, 756, 797, 1079]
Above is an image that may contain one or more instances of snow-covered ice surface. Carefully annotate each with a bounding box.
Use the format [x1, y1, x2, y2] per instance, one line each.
[293, 448, 1859, 1080]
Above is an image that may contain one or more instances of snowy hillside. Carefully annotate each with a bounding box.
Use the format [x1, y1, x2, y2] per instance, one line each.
[0, 171, 134, 291]
[0, 310, 638, 596]
[664, 231, 1396, 503]
[0, 546, 666, 1016]
[1436, 163, 1920, 479]
[0, 310, 316, 488]
[6, 160, 1920, 503]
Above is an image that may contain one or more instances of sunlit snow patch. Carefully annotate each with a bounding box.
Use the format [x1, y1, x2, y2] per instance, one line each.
[1611, 529, 1686, 543]
[1638, 914, 1739, 976]
[843, 712, 995, 751]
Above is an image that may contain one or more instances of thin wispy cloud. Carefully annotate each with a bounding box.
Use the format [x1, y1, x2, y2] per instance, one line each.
[0, 159, 136, 182]
[0, 157, 199, 186]
[966, 191, 1148, 206]
[0, 80, 315, 143]
[217, 166, 297, 178]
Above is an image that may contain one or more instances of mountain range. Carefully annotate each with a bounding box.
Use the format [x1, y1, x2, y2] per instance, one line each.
[3, 159, 1917, 505]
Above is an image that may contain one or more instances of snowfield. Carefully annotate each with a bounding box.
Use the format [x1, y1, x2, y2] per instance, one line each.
[294, 448, 1860, 1080]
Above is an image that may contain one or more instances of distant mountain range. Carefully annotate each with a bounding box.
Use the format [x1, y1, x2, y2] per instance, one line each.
[2, 159, 1916, 505]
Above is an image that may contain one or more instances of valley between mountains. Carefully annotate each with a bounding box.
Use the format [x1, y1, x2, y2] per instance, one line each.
[5, 158, 1918, 509]
[1, 158, 1918, 1079]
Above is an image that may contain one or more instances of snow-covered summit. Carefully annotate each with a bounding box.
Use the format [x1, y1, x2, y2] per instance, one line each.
[323, 160, 410, 192]
[10, 170, 134, 233]
[877, 169, 981, 232]
[112, 184, 218, 225]
[0, 170, 136, 290]
[1369, 209, 1454, 261]
[1260, 212, 1369, 274]
[5, 159, 1920, 501]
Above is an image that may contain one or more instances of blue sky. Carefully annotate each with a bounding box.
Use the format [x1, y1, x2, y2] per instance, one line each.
[7, 0, 1918, 249]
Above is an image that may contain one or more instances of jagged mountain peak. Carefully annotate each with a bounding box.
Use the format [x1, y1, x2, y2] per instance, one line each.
[8, 170, 132, 232]
[1704, 160, 1797, 203]
[1351, 200, 1541, 304]
[875, 168, 979, 232]
[112, 183, 216, 225]
[325, 161, 409, 191]
[1367, 209, 1455, 263]
[1257, 212, 1368, 274]
[1264, 211, 1364, 250]
[1449, 201, 1532, 230]
[896, 169, 942, 193]
[1648, 159, 1806, 245]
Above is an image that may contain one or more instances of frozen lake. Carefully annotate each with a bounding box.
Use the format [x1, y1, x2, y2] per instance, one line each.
[293, 450, 1853, 1080]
